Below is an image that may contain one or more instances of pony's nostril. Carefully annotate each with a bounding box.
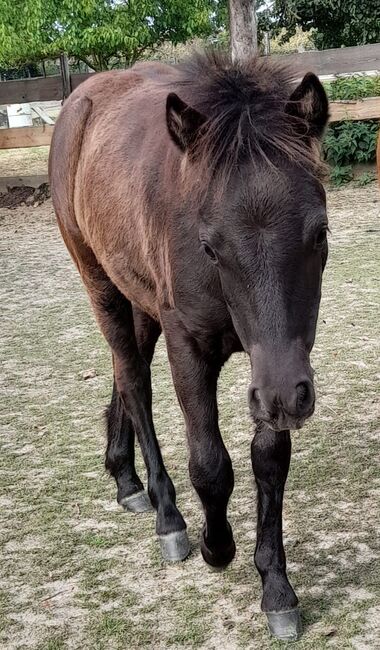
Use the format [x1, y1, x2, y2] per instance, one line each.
[296, 381, 314, 414]
[248, 386, 260, 409]
[296, 382, 307, 403]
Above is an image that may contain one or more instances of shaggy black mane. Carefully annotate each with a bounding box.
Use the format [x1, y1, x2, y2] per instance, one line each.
[172, 50, 322, 180]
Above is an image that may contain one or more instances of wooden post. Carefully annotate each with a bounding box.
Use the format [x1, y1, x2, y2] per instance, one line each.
[263, 32, 271, 56]
[60, 53, 71, 100]
[229, 0, 258, 62]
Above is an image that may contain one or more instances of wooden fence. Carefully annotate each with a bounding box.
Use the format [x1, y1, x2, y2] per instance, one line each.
[0, 43, 380, 150]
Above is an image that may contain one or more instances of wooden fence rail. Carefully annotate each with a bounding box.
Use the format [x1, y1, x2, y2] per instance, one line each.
[0, 75, 64, 104]
[0, 43, 379, 150]
[0, 125, 54, 149]
[329, 97, 380, 122]
[272, 42, 380, 77]
[1, 99, 379, 150]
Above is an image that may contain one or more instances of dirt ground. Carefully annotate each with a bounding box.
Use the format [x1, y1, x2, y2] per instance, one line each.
[0, 147, 49, 177]
[0, 184, 379, 650]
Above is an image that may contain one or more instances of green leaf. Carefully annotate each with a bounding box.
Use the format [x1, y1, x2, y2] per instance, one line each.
[0, 0, 217, 69]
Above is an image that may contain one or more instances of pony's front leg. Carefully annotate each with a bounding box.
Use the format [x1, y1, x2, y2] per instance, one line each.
[163, 322, 236, 568]
[251, 423, 301, 641]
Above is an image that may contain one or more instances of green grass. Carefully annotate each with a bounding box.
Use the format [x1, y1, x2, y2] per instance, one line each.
[38, 638, 67, 650]
[0, 185, 379, 648]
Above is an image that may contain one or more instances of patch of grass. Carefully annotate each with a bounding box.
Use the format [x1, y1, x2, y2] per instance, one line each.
[166, 585, 211, 646]
[81, 533, 115, 549]
[37, 637, 67, 650]
[80, 558, 120, 592]
[91, 614, 154, 649]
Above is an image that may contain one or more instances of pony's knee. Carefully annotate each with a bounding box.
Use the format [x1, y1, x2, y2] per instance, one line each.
[116, 359, 152, 410]
[190, 447, 234, 503]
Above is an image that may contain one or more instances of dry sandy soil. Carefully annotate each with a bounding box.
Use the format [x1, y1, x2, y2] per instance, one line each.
[0, 147, 49, 177]
[0, 184, 379, 649]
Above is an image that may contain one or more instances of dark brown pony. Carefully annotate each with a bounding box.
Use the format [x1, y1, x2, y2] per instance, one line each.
[49, 51, 329, 641]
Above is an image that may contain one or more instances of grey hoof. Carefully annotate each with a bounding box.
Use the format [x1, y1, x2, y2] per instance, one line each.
[120, 490, 153, 513]
[266, 608, 302, 642]
[159, 529, 190, 562]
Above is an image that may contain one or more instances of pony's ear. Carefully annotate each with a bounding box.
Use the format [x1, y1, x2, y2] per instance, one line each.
[166, 92, 206, 152]
[285, 73, 329, 139]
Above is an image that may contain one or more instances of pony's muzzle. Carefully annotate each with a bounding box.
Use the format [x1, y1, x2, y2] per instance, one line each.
[249, 378, 315, 431]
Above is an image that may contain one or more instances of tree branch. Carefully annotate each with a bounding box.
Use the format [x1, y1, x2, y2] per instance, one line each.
[77, 55, 98, 72]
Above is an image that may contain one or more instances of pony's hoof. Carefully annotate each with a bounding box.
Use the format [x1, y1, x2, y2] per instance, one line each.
[159, 529, 190, 562]
[200, 532, 236, 569]
[266, 608, 302, 642]
[120, 490, 153, 513]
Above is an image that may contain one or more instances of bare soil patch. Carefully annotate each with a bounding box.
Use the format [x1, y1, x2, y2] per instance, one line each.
[0, 182, 50, 209]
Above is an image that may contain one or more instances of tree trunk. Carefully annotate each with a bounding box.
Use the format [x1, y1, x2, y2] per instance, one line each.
[229, 0, 258, 62]
[60, 53, 72, 100]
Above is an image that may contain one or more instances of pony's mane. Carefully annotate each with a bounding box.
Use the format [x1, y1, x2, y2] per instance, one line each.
[170, 50, 325, 188]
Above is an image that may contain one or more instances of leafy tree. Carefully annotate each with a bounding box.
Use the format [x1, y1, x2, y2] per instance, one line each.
[0, 0, 217, 70]
[273, 0, 380, 49]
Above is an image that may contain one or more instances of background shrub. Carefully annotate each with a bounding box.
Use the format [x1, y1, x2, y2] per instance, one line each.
[323, 120, 379, 167]
[322, 75, 380, 185]
[325, 75, 380, 101]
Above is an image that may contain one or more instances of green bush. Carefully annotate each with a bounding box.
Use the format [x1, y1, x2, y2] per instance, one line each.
[324, 75, 380, 100]
[329, 165, 354, 187]
[323, 120, 379, 167]
[322, 75, 379, 185]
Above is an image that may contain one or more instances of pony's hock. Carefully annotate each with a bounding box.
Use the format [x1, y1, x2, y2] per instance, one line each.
[50, 49, 329, 641]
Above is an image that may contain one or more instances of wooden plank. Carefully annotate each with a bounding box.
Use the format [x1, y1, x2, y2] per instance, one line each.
[0, 72, 93, 105]
[0, 125, 54, 149]
[70, 72, 94, 91]
[31, 105, 55, 125]
[0, 76, 63, 104]
[272, 43, 380, 77]
[0, 97, 379, 152]
[69, 46, 380, 88]
[329, 97, 380, 122]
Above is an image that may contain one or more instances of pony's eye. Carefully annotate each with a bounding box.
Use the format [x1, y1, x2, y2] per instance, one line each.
[201, 243, 217, 263]
[315, 227, 328, 249]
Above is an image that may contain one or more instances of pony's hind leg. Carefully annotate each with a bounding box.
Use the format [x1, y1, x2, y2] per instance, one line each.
[102, 296, 189, 561]
[106, 377, 152, 513]
[59, 225, 189, 561]
[105, 308, 161, 513]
